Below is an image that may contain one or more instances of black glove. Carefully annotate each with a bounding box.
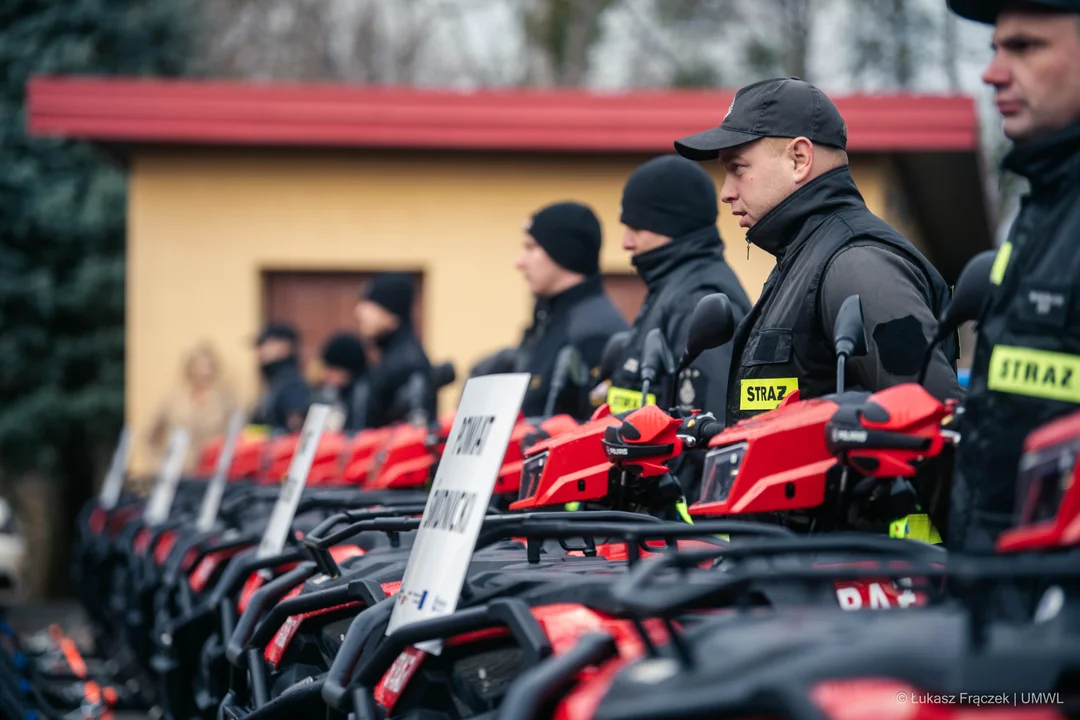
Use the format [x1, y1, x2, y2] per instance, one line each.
[676, 411, 722, 449]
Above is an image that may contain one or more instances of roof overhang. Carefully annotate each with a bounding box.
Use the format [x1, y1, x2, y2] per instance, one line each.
[25, 76, 994, 278]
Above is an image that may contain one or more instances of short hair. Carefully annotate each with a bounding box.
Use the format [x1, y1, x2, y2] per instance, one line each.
[761, 136, 849, 166]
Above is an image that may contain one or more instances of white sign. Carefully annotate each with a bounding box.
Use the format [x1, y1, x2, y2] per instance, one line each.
[385, 374, 530, 654]
[255, 404, 332, 559]
[196, 412, 246, 533]
[143, 428, 192, 526]
[98, 427, 132, 510]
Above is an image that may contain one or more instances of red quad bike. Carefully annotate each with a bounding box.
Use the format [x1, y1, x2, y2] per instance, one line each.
[195, 426, 274, 481]
[688, 249, 1000, 545]
[213, 382, 610, 718]
[203, 345, 610, 718]
[110, 404, 436, 718]
[210, 337, 721, 720]
[512, 294, 740, 522]
[196, 403, 582, 715]
[318, 516, 799, 720]
[219, 509, 754, 719]
[566, 406, 1080, 720]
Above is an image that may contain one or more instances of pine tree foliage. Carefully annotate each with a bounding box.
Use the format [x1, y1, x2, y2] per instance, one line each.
[0, 0, 191, 481]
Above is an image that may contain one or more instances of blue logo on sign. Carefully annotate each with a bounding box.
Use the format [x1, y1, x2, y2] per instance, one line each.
[418, 590, 428, 610]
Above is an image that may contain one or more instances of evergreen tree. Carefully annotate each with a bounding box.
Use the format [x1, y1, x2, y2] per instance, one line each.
[0, 0, 192, 596]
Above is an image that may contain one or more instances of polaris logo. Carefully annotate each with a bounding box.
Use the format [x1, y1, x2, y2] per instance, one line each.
[831, 428, 867, 444]
[608, 447, 629, 456]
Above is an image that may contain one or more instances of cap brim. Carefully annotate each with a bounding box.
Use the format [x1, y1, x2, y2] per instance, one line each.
[946, 0, 1003, 22]
[948, 0, 1076, 23]
[674, 126, 763, 161]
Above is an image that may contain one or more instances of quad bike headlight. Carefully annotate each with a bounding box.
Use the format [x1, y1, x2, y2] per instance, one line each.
[519, 451, 549, 502]
[1015, 436, 1080, 527]
[699, 442, 748, 505]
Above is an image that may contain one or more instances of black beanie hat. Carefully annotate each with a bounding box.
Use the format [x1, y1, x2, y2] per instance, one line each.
[619, 155, 718, 239]
[321, 332, 368, 377]
[525, 201, 602, 276]
[362, 273, 414, 323]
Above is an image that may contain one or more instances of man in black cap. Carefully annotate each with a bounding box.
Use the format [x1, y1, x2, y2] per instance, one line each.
[354, 272, 434, 429]
[315, 331, 369, 432]
[601, 155, 752, 507]
[672, 77, 961, 539]
[501, 201, 630, 419]
[946, 0, 1080, 552]
[251, 322, 311, 433]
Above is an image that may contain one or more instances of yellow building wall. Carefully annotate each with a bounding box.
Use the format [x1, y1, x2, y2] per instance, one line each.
[126, 148, 891, 475]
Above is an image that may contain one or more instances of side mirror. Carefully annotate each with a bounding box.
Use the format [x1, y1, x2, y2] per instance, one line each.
[641, 328, 676, 384]
[680, 293, 736, 372]
[916, 249, 997, 386]
[833, 294, 867, 395]
[394, 371, 430, 425]
[544, 345, 589, 416]
[431, 361, 456, 390]
[598, 330, 633, 382]
[469, 348, 517, 378]
[833, 294, 868, 360]
[939, 249, 997, 338]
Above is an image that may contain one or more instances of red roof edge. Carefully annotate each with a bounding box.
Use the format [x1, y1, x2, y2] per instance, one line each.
[26, 76, 980, 154]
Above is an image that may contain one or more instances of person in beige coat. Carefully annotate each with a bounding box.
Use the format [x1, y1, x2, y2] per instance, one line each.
[147, 342, 239, 477]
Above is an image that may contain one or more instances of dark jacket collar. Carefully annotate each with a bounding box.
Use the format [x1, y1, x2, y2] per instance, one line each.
[631, 225, 725, 290]
[535, 274, 604, 318]
[746, 166, 866, 261]
[375, 323, 414, 351]
[1003, 120, 1080, 194]
[260, 355, 300, 383]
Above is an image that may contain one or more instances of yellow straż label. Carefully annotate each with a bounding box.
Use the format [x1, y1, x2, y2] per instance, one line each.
[990, 241, 1012, 286]
[740, 378, 799, 411]
[988, 345, 1080, 404]
[606, 386, 657, 414]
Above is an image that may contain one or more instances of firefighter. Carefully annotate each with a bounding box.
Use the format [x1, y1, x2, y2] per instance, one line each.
[672, 77, 960, 430]
[512, 201, 630, 420]
[314, 331, 369, 432]
[354, 273, 434, 429]
[602, 155, 753, 504]
[250, 322, 311, 434]
[946, 0, 1080, 551]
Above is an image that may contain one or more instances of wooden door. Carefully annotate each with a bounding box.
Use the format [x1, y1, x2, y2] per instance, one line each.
[262, 270, 424, 381]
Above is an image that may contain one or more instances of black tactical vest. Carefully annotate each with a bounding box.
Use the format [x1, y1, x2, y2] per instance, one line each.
[725, 168, 955, 425]
[951, 123, 1080, 552]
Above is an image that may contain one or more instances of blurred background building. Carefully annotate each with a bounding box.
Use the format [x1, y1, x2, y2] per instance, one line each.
[27, 79, 991, 476]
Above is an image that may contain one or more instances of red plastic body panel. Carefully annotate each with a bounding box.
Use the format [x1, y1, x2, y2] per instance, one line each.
[373, 602, 672, 716]
[691, 398, 840, 516]
[495, 414, 580, 495]
[261, 432, 349, 485]
[153, 530, 178, 566]
[189, 544, 250, 593]
[365, 424, 435, 490]
[341, 427, 395, 484]
[263, 545, 367, 667]
[997, 410, 1080, 553]
[197, 432, 270, 480]
[510, 415, 622, 510]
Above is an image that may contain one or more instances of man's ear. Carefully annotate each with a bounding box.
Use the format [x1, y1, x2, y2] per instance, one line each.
[789, 137, 815, 183]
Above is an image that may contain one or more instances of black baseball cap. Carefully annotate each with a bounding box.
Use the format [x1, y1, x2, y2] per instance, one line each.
[254, 322, 299, 346]
[948, 0, 1080, 24]
[674, 77, 848, 161]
